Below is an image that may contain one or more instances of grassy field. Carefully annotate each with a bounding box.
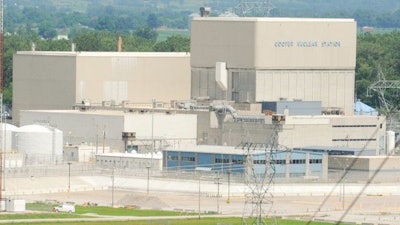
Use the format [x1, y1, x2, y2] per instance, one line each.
[0, 217, 351, 225]
[14, 203, 352, 225]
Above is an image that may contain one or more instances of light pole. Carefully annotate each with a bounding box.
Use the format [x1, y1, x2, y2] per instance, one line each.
[146, 165, 151, 195]
[215, 175, 222, 214]
[198, 176, 201, 219]
[67, 162, 72, 192]
[227, 171, 231, 204]
[151, 98, 156, 167]
[111, 165, 115, 207]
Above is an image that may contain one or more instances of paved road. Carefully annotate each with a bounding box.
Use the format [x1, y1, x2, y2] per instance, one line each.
[4, 175, 400, 224]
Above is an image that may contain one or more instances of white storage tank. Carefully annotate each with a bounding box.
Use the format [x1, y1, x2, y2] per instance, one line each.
[0, 123, 18, 152]
[17, 124, 63, 164]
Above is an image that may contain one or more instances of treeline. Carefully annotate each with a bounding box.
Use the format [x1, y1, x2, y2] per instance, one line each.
[356, 31, 400, 113]
[5, 0, 400, 40]
[5, 1, 191, 38]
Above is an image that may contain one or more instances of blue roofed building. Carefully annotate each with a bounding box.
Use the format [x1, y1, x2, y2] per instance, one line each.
[354, 99, 379, 116]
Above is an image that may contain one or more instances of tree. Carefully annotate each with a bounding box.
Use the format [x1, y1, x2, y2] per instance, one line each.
[39, 22, 58, 39]
[134, 26, 158, 42]
[147, 13, 161, 29]
[153, 35, 190, 52]
[73, 30, 118, 51]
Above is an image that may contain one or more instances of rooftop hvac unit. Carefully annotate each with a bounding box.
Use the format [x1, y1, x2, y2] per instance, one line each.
[102, 101, 111, 107]
[272, 114, 286, 123]
[122, 101, 130, 108]
[82, 99, 91, 106]
[122, 132, 136, 139]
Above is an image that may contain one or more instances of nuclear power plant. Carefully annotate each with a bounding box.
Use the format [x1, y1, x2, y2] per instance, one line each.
[2, 14, 399, 224]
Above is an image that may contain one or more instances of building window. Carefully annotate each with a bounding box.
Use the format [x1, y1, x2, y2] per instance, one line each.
[215, 158, 230, 164]
[168, 155, 179, 161]
[182, 156, 195, 162]
[272, 159, 286, 165]
[332, 125, 376, 128]
[309, 159, 322, 164]
[232, 158, 243, 164]
[290, 159, 306, 164]
[332, 138, 376, 141]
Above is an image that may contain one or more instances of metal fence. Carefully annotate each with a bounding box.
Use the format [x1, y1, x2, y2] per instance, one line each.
[5, 163, 400, 185]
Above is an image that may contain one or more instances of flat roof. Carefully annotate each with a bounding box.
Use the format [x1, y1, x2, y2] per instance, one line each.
[164, 145, 263, 155]
[16, 51, 190, 57]
[21, 109, 126, 116]
[295, 146, 374, 153]
[21, 109, 195, 117]
[98, 152, 162, 159]
[193, 17, 355, 23]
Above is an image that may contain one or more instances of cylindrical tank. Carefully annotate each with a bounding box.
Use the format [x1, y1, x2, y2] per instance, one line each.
[0, 123, 18, 152]
[386, 130, 396, 154]
[17, 124, 63, 164]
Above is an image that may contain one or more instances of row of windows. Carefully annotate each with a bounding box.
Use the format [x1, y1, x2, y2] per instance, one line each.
[168, 155, 179, 161]
[182, 156, 195, 162]
[167, 155, 244, 164]
[253, 159, 322, 165]
[332, 138, 376, 141]
[332, 125, 377, 128]
[168, 155, 322, 165]
[215, 158, 230, 164]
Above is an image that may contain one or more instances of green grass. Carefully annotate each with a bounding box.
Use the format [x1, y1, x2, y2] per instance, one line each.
[0, 217, 353, 225]
[16, 203, 352, 225]
[0, 212, 85, 220]
[75, 205, 193, 216]
[157, 29, 190, 42]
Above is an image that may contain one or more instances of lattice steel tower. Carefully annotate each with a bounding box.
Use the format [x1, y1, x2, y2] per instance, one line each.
[367, 67, 400, 131]
[235, 0, 274, 17]
[241, 119, 282, 225]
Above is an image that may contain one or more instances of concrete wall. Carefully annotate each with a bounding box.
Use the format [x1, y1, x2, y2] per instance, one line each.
[13, 52, 191, 124]
[76, 52, 191, 104]
[278, 115, 387, 155]
[256, 70, 355, 115]
[190, 18, 357, 116]
[19, 110, 197, 152]
[191, 18, 356, 69]
[13, 52, 77, 123]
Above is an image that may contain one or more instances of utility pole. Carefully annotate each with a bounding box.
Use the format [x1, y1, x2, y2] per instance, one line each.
[215, 175, 222, 214]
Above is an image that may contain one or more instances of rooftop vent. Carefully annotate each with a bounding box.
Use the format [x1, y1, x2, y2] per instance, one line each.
[200, 7, 211, 17]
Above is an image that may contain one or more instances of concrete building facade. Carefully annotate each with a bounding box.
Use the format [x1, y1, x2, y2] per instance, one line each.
[13, 52, 191, 123]
[163, 145, 328, 180]
[190, 17, 357, 116]
[19, 109, 197, 152]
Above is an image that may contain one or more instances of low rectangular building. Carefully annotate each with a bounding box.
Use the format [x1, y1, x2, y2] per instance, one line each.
[163, 145, 328, 180]
[96, 152, 162, 171]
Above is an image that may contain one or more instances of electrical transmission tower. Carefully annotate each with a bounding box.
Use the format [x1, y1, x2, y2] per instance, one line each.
[367, 67, 400, 131]
[240, 121, 282, 225]
[234, 0, 274, 17]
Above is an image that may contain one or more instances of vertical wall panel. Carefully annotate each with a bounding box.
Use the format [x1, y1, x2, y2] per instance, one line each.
[329, 72, 338, 107]
[320, 72, 330, 106]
